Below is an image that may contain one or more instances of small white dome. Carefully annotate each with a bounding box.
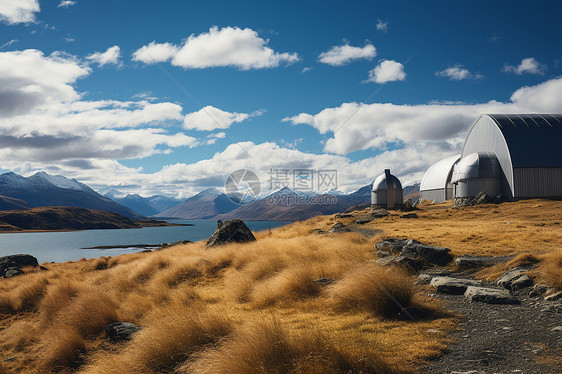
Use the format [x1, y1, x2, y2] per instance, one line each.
[452, 152, 501, 183]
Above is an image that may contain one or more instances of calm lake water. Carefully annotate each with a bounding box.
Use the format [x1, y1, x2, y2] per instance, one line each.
[0, 220, 291, 264]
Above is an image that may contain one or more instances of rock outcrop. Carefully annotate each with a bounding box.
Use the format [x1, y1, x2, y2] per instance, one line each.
[375, 238, 453, 270]
[206, 219, 256, 248]
[0, 254, 39, 278]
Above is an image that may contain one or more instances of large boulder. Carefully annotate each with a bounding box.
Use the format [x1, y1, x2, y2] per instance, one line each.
[0, 254, 39, 278]
[206, 219, 256, 248]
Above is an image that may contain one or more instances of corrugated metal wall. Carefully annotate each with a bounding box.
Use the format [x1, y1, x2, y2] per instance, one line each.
[462, 115, 514, 197]
[514, 168, 562, 197]
[421, 188, 446, 202]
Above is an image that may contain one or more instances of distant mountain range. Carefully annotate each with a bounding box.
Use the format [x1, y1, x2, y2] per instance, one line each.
[154, 188, 240, 219]
[156, 182, 393, 221]
[0, 171, 420, 222]
[101, 189, 181, 217]
[0, 172, 143, 219]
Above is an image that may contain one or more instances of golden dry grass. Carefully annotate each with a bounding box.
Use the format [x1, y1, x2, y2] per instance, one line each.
[327, 264, 414, 318]
[0, 199, 558, 373]
[181, 318, 403, 374]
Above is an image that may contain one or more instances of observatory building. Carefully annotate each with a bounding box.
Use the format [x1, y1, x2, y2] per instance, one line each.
[371, 169, 403, 209]
[420, 155, 460, 202]
[421, 114, 562, 202]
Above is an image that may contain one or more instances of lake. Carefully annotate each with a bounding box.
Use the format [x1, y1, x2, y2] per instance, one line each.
[0, 220, 291, 264]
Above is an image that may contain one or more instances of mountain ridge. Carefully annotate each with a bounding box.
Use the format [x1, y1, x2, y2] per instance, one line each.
[0, 172, 143, 219]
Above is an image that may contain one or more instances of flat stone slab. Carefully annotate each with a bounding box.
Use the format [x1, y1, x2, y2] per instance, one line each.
[455, 255, 499, 271]
[464, 286, 520, 304]
[430, 276, 482, 295]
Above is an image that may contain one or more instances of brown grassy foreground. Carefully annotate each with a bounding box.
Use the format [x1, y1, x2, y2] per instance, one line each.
[0, 199, 559, 373]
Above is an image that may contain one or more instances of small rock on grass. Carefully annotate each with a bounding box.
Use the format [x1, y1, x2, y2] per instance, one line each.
[106, 322, 141, 342]
[355, 219, 373, 224]
[329, 222, 352, 232]
[400, 213, 418, 219]
[464, 286, 519, 304]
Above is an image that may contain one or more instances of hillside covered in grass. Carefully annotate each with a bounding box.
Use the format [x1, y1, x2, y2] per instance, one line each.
[0, 199, 560, 373]
[0, 207, 183, 232]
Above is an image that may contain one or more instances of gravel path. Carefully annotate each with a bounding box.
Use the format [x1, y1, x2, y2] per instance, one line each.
[421, 288, 562, 374]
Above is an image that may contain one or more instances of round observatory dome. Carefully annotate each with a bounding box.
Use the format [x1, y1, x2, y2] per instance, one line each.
[451, 152, 501, 200]
[371, 169, 403, 209]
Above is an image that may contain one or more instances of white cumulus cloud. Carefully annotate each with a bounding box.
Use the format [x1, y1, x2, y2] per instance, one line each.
[502, 57, 546, 75]
[0, 48, 204, 167]
[132, 41, 180, 64]
[284, 76, 562, 156]
[184, 105, 262, 131]
[133, 26, 299, 70]
[0, 0, 39, 24]
[318, 43, 376, 66]
[367, 60, 406, 83]
[436, 65, 482, 80]
[86, 45, 122, 67]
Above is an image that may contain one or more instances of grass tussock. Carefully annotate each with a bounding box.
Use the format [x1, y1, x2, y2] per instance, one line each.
[327, 264, 414, 318]
[250, 266, 321, 307]
[538, 249, 562, 289]
[40, 328, 86, 372]
[52, 289, 118, 338]
[0, 273, 49, 313]
[84, 306, 232, 374]
[1, 320, 39, 351]
[181, 319, 401, 374]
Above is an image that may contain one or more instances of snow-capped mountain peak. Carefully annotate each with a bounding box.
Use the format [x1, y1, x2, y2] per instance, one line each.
[29, 172, 93, 193]
[197, 187, 223, 197]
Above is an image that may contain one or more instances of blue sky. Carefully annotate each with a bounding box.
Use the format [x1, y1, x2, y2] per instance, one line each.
[0, 0, 560, 197]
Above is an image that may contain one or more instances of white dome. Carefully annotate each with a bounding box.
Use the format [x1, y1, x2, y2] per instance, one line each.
[452, 152, 501, 183]
[372, 169, 402, 191]
[420, 155, 460, 191]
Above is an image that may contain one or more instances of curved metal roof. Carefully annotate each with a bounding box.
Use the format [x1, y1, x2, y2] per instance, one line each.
[420, 154, 460, 191]
[372, 170, 402, 191]
[485, 114, 562, 168]
[451, 152, 501, 183]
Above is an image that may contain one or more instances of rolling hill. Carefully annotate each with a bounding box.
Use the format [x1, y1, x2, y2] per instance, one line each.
[0, 206, 164, 232]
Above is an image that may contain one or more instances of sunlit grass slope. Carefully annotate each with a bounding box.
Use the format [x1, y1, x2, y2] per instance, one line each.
[0, 199, 559, 373]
